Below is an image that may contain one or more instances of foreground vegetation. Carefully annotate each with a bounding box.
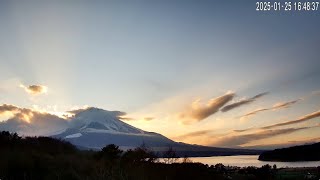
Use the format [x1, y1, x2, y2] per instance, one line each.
[0, 131, 319, 180]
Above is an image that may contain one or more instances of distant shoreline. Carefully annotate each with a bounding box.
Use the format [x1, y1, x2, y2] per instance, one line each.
[259, 142, 320, 162]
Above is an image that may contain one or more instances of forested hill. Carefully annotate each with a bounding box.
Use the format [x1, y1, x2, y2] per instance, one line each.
[259, 142, 320, 162]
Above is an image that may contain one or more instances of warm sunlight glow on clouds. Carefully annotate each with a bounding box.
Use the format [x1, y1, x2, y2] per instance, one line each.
[119, 115, 155, 122]
[179, 91, 235, 124]
[31, 105, 73, 119]
[262, 110, 320, 129]
[0, 104, 69, 136]
[221, 92, 268, 112]
[246, 135, 320, 148]
[0, 104, 19, 114]
[17, 111, 34, 123]
[20, 84, 48, 95]
[208, 125, 319, 148]
[0, 0, 320, 150]
[239, 99, 301, 121]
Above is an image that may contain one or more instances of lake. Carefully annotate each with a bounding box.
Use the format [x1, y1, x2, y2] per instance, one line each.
[174, 155, 320, 168]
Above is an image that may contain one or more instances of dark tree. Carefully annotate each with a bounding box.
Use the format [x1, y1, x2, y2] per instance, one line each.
[101, 144, 123, 161]
[163, 146, 178, 164]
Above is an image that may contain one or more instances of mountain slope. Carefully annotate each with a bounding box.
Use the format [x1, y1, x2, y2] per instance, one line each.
[53, 107, 176, 149]
[53, 107, 262, 156]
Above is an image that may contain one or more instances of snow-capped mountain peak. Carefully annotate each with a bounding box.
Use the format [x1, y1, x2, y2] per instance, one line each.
[53, 107, 175, 150]
[69, 107, 144, 134]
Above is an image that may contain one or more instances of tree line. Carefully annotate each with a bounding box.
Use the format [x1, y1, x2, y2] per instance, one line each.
[0, 131, 310, 180]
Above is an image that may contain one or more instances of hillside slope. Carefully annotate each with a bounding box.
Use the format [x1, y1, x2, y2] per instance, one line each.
[52, 108, 262, 156]
[259, 142, 320, 161]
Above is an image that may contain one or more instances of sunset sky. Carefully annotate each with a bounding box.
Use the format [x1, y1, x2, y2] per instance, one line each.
[1, 0, 320, 149]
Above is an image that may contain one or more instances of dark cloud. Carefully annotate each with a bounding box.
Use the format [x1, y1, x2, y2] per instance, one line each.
[180, 92, 235, 123]
[262, 110, 320, 129]
[239, 99, 301, 120]
[144, 117, 154, 121]
[20, 84, 47, 95]
[233, 128, 253, 133]
[221, 92, 268, 112]
[0, 104, 68, 136]
[212, 126, 316, 147]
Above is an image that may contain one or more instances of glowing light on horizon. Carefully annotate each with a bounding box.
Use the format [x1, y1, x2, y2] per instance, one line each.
[19, 112, 33, 123]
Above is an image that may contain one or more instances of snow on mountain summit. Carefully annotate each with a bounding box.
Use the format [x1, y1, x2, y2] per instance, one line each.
[69, 107, 144, 134]
[52, 107, 261, 155]
[53, 107, 176, 149]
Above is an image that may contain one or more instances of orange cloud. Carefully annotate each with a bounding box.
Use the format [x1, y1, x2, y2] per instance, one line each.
[119, 116, 155, 121]
[144, 117, 154, 121]
[239, 99, 301, 120]
[272, 99, 301, 109]
[179, 91, 235, 124]
[234, 109, 320, 133]
[262, 110, 320, 129]
[211, 125, 318, 147]
[173, 130, 212, 141]
[0, 104, 20, 115]
[20, 84, 48, 95]
[0, 104, 68, 136]
[221, 92, 268, 112]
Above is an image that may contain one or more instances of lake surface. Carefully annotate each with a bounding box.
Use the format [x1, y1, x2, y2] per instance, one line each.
[176, 155, 320, 168]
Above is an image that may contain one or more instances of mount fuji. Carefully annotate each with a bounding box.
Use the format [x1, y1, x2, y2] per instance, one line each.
[53, 107, 262, 156]
[53, 107, 176, 150]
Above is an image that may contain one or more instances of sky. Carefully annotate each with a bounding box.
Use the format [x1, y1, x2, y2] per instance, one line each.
[1, 0, 320, 149]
